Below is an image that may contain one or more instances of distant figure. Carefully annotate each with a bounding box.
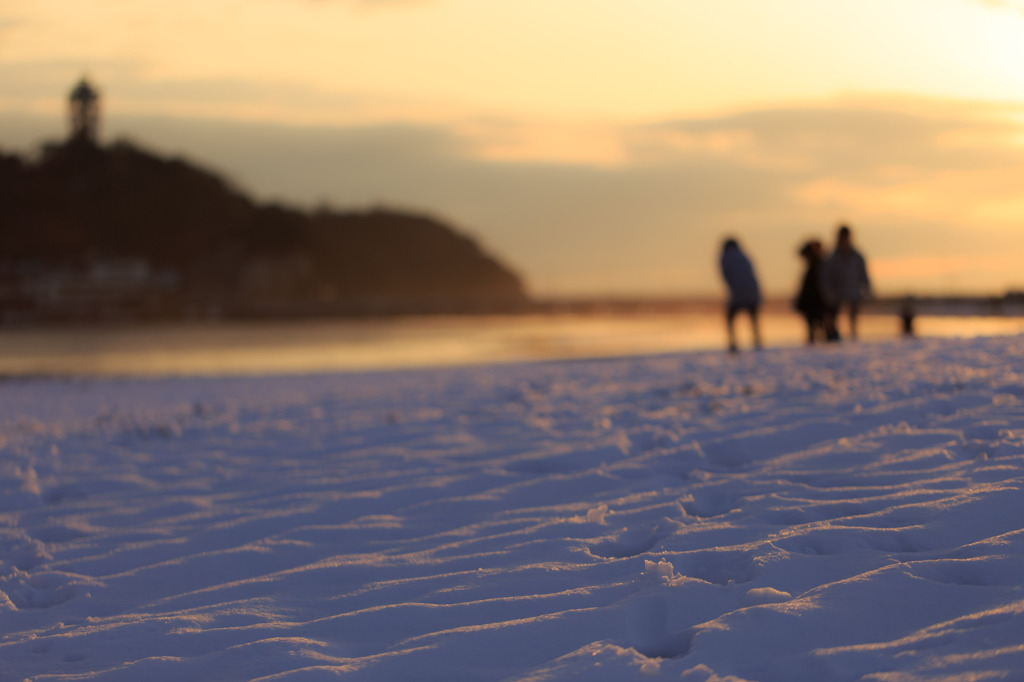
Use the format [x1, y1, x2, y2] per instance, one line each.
[719, 238, 762, 353]
[823, 225, 871, 341]
[900, 297, 916, 337]
[794, 239, 828, 344]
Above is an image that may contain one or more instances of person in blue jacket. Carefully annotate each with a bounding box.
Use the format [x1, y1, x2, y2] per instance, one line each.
[719, 237, 763, 352]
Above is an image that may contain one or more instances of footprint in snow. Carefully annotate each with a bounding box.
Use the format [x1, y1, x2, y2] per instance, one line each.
[3, 571, 90, 610]
[592, 523, 672, 559]
[620, 590, 694, 660]
[674, 549, 760, 586]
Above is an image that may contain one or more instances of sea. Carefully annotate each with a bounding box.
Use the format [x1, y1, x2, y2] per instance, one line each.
[0, 311, 1023, 377]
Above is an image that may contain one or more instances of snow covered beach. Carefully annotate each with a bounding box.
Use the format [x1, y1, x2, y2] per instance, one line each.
[2, 335, 1024, 681]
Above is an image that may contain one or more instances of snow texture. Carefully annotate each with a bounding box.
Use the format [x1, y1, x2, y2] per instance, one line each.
[2, 336, 1024, 681]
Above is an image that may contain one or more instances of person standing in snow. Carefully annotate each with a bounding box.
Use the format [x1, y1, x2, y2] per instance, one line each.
[822, 225, 871, 341]
[719, 237, 763, 353]
[794, 239, 829, 344]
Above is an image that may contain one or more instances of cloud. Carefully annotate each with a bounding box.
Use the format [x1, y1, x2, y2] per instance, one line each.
[0, 18, 24, 34]
[633, 98, 1022, 174]
[303, 0, 435, 7]
[0, 61, 457, 132]
[972, 0, 1024, 12]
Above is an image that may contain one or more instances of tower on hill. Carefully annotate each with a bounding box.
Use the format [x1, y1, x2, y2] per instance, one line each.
[69, 78, 100, 143]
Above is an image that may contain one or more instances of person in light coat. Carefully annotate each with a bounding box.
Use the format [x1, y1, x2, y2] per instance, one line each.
[720, 237, 763, 352]
[823, 225, 871, 341]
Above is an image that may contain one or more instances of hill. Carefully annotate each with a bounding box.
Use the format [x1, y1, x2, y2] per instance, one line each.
[0, 137, 528, 321]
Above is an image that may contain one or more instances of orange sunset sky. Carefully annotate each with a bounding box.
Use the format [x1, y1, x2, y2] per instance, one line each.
[3, 0, 1024, 298]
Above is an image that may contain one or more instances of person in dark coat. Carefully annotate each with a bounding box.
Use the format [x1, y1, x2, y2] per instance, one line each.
[795, 239, 828, 344]
[719, 237, 762, 352]
[822, 224, 871, 341]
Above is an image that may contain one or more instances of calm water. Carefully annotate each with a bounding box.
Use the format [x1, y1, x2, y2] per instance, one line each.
[0, 312, 1022, 377]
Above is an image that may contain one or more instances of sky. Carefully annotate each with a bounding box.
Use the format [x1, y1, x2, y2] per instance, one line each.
[3, 0, 1024, 298]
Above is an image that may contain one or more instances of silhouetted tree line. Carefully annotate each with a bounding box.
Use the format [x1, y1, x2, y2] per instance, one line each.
[0, 138, 527, 320]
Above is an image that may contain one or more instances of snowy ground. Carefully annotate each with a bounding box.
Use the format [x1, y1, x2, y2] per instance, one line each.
[2, 336, 1024, 681]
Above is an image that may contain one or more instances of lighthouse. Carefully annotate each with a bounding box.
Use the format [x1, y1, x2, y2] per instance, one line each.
[69, 78, 100, 143]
